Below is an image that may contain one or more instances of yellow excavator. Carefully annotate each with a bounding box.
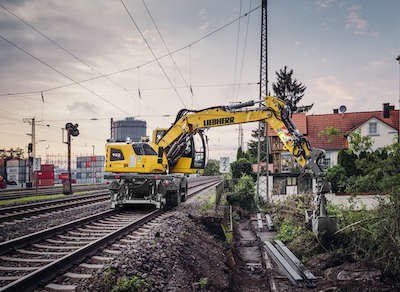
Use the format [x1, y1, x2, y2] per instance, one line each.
[104, 95, 336, 233]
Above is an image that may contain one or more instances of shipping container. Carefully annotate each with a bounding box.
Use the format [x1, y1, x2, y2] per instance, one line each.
[58, 174, 68, 180]
[41, 164, 54, 172]
[33, 178, 54, 187]
[0, 159, 5, 166]
[6, 167, 19, 174]
[7, 173, 18, 182]
[7, 159, 19, 168]
[34, 171, 55, 179]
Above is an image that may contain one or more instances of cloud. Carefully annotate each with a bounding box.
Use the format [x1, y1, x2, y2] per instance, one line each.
[311, 76, 355, 109]
[368, 60, 385, 69]
[346, 12, 368, 30]
[316, 0, 335, 8]
[347, 5, 362, 11]
[370, 32, 379, 37]
[66, 101, 101, 114]
[198, 22, 210, 31]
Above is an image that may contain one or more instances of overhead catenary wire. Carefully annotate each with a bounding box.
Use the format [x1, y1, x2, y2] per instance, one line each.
[236, 0, 253, 101]
[141, 0, 200, 110]
[231, 0, 243, 102]
[121, 0, 187, 108]
[0, 3, 163, 121]
[0, 5, 261, 99]
[0, 35, 134, 118]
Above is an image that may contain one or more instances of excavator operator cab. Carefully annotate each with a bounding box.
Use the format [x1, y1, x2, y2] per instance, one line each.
[152, 128, 206, 174]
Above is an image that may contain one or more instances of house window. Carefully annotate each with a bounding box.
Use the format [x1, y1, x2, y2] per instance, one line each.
[368, 122, 378, 135]
[281, 153, 297, 173]
[321, 152, 332, 171]
[287, 177, 297, 186]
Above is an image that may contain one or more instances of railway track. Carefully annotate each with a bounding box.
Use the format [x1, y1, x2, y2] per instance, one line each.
[0, 191, 110, 225]
[0, 177, 221, 292]
[0, 184, 108, 201]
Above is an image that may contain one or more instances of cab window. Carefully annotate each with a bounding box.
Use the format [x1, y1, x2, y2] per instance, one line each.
[132, 143, 157, 156]
[110, 148, 124, 161]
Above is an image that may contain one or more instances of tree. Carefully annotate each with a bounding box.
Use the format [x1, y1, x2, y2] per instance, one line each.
[347, 128, 374, 153]
[337, 148, 358, 177]
[230, 158, 254, 179]
[236, 146, 249, 161]
[318, 126, 342, 142]
[248, 66, 311, 163]
[272, 66, 313, 114]
[0, 148, 25, 159]
[203, 159, 220, 176]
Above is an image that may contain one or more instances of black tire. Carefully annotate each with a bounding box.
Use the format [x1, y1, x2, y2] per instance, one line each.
[167, 190, 181, 207]
[181, 181, 188, 202]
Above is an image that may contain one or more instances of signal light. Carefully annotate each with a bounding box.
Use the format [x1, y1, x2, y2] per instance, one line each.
[66, 123, 79, 137]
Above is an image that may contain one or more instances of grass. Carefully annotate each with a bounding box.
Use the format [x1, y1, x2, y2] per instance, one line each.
[0, 190, 93, 206]
[200, 192, 216, 211]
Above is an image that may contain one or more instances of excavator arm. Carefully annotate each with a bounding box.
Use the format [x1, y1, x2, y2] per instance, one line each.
[157, 96, 312, 170]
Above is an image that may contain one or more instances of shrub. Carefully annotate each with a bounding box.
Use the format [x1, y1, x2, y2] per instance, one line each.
[226, 174, 256, 212]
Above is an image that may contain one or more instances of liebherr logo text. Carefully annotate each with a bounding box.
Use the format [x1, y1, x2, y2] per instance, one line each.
[203, 117, 234, 126]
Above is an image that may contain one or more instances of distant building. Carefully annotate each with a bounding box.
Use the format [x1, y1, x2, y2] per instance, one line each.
[255, 102, 399, 197]
[110, 117, 146, 142]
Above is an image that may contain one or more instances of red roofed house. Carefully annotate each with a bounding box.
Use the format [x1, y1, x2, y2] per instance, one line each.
[264, 103, 399, 197]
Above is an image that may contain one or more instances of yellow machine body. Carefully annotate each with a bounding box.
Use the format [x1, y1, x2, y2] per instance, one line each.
[104, 141, 168, 174]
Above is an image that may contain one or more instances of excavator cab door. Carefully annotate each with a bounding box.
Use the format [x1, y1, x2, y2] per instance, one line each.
[171, 131, 206, 174]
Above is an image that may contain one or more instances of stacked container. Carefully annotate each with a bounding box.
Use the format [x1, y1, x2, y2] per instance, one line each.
[6, 159, 27, 186]
[76, 156, 105, 184]
[0, 159, 5, 188]
[0, 159, 5, 180]
[33, 164, 55, 187]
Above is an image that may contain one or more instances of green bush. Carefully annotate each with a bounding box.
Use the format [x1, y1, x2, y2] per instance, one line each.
[226, 174, 256, 212]
[276, 220, 301, 242]
[111, 276, 147, 292]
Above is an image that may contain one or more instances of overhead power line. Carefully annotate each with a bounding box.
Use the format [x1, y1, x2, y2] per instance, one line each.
[0, 3, 163, 120]
[0, 4, 261, 100]
[121, 0, 187, 108]
[0, 35, 134, 117]
[141, 0, 200, 109]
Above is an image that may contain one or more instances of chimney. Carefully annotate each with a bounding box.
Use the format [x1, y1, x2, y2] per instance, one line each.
[383, 103, 392, 118]
[333, 109, 339, 114]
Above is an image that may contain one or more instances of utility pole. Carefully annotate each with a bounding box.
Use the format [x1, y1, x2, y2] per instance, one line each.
[23, 117, 35, 156]
[396, 55, 400, 143]
[256, 0, 269, 202]
[238, 124, 243, 150]
[92, 145, 95, 184]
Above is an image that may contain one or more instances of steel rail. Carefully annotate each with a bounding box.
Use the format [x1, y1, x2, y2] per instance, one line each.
[0, 209, 117, 255]
[0, 209, 164, 292]
[0, 191, 108, 214]
[0, 184, 108, 200]
[0, 192, 110, 223]
[0, 177, 221, 291]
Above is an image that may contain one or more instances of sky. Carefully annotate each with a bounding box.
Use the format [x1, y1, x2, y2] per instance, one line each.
[0, 0, 399, 164]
